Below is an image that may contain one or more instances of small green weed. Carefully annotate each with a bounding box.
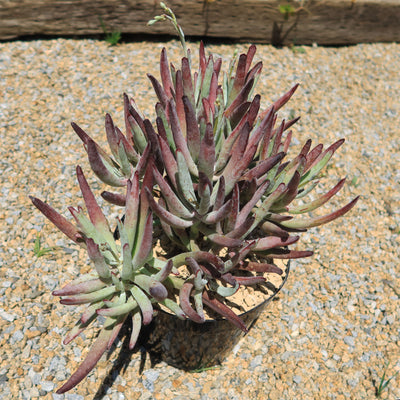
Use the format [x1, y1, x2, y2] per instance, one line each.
[190, 365, 221, 373]
[350, 176, 360, 187]
[99, 16, 121, 46]
[375, 362, 399, 398]
[33, 234, 57, 258]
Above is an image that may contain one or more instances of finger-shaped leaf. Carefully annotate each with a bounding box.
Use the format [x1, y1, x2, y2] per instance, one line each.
[300, 139, 345, 186]
[245, 102, 275, 158]
[239, 262, 283, 274]
[199, 227, 243, 248]
[159, 298, 187, 320]
[304, 143, 323, 172]
[176, 150, 197, 206]
[175, 70, 186, 129]
[29, 196, 83, 244]
[107, 313, 127, 349]
[244, 44, 257, 75]
[179, 281, 205, 323]
[227, 216, 255, 239]
[101, 191, 126, 206]
[201, 199, 232, 225]
[59, 286, 116, 305]
[80, 300, 104, 324]
[63, 312, 97, 345]
[271, 171, 301, 211]
[133, 274, 168, 301]
[202, 291, 247, 332]
[56, 318, 115, 394]
[131, 212, 153, 269]
[185, 257, 206, 291]
[71, 123, 114, 164]
[289, 178, 346, 214]
[271, 250, 314, 259]
[261, 83, 299, 118]
[129, 311, 142, 349]
[251, 183, 287, 229]
[76, 166, 113, 237]
[105, 113, 120, 159]
[224, 184, 239, 232]
[183, 95, 200, 161]
[127, 114, 147, 154]
[198, 172, 212, 215]
[211, 176, 226, 211]
[124, 173, 139, 248]
[147, 73, 169, 108]
[85, 238, 112, 280]
[153, 165, 194, 219]
[146, 187, 193, 229]
[245, 94, 261, 127]
[169, 101, 198, 176]
[53, 276, 107, 296]
[160, 47, 174, 98]
[96, 296, 137, 317]
[198, 122, 215, 180]
[236, 180, 270, 228]
[230, 53, 247, 102]
[87, 139, 127, 187]
[130, 285, 153, 325]
[209, 279, 239, 297]
[153, 259, 174, 282]
[224, 78, 255, 119]
[253, 235, 299, 251]
[181, 57, 195, 107]
[260, 220, 291, 238]
[156, 103, 175, 149]
[282, 196, 359, 229]
[234, 276, 265, 285]
[143, 119, 163, 170]
[158, 135, 178, 189]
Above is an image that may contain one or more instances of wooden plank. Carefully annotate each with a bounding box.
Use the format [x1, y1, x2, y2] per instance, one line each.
[1, 0, 399, 45]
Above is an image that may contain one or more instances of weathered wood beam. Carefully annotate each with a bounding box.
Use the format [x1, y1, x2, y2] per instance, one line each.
[1, 0, 399, 45]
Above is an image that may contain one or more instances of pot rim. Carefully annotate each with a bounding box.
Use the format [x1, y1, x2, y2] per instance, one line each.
[154, 259, 291, 323]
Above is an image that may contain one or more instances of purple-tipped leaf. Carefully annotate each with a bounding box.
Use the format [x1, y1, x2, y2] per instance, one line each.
[76, 166, 112, 236]
[198, 122, 215, 180]
[253, 235, 299, 251]
[179, 281, 205, 323]
[146, 187, 193, 229]
[56, 318, 115, 394]
[290, 178, 346, 214]
[130, 285, 153, 325]
[153, 165, 194, 219]
[147, 73, 169, 109]
[283, 196, 359, 229]
[129, 312, 142, 350]
[160, 48, 174, 98]
[53, 276, 107, 297]
[240, 262, 283, 274]
[87, 139, 127, 187]
[202, 291, 247, 332]
[101, 191, 126, 206]
[29, 196, 83, 244]
[183, 95, 200, 162]
[59, 286, 116, 305]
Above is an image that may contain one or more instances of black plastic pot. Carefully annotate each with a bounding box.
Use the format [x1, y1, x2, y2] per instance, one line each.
[140, 261, 290, 371]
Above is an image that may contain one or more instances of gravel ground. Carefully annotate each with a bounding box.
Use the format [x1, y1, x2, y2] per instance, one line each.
[0, 38, 399, 399]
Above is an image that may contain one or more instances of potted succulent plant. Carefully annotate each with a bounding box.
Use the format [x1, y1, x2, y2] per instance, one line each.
[30, 3, 359, 394]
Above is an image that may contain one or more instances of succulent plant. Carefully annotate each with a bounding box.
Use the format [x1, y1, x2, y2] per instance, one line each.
[30, 2, 359, 393]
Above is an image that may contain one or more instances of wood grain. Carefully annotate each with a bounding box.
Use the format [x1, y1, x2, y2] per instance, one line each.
[1, 0, 399, 45]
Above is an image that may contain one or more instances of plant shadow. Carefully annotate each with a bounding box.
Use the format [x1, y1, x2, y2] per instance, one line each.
[92, 321, 156, 400]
